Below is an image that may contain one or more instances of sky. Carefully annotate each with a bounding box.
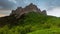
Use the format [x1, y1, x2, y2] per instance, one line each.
[0, 0, 60, 17]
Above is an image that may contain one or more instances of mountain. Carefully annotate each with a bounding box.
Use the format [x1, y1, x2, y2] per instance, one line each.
[0, 3, 60, 34]
[10, 3, 47, 18]
[0, 3, 47, 27]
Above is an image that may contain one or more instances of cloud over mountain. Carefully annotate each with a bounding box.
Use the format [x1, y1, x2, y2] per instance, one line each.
[47, 7, 60, 17]
[0, 0, 17, 9]
[0, 0, 60, 17]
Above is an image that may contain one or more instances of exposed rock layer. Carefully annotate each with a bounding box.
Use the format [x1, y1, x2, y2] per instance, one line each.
[10, 3, 47, 18]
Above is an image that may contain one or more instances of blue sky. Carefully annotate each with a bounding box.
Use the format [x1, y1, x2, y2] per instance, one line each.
[0, 0, 60, 17]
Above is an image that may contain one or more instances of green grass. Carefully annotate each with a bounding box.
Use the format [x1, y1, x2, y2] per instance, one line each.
[28, 29, 60, 34]
[0, 12, 60, 34]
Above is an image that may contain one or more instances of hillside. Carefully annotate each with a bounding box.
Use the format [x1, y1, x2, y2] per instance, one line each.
[0, 12, 60, 34]
[0, 3, 60, 34]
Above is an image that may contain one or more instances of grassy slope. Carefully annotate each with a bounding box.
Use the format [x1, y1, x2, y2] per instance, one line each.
[27, 12, 60, 34]
[0, 12, 60, 34]
[28, 29, 60, 34]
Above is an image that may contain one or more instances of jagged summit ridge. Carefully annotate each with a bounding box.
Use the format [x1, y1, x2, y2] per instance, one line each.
[10, 3, 47, 18]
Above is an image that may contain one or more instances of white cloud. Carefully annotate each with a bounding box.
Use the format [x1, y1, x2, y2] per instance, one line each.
[47, 7, 60, 17]
[8, 0, 17, 3]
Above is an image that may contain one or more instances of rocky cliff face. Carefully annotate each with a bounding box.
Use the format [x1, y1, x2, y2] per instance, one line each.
[10, 3, 47, 18]
[41, 10, 47, 15]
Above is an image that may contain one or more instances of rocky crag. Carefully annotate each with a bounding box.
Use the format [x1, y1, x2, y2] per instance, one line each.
[10, 3, 47, 18]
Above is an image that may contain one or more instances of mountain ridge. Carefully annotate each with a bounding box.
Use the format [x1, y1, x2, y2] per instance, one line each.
[10, 3, 47, 18]
[0, 3, 60, 34]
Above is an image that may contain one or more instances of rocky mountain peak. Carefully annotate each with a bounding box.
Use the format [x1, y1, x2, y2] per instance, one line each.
[29, 3, 34, 6]
[41, 10, 47, 15]
[10, 3, 47, 18]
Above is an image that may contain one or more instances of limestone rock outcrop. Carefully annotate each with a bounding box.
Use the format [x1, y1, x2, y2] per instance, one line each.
[10, 3, 47, 18]
[41, 10, 47, 15]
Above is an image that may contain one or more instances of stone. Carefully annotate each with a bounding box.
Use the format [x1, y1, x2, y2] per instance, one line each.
[41, 10, 47, 15]
[10, 3, 47, 18]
